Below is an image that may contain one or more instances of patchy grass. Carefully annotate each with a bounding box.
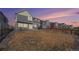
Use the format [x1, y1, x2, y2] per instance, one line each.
[2, 29, 75, 51]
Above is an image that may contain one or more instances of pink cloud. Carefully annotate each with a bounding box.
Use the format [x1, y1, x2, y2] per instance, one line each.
[9, 20, 16, 27]
[38, 9, 79, 27]
[70, 22, 79, 27]
[52, 18, 79, 27]
[38, 9, 79, 19]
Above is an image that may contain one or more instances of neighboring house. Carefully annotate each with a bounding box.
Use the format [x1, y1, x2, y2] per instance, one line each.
[64, 25, 74, 34]
[33, 18, 41, 29]
[58, 23, 73, 30]
[16, 11, 34, 30]
[38, 20, 43, 29]
[57, 23, 66, 30]
[41, 20, 50, 29]
[56, 23, 74, 34]
[49, 22, 58, 29]
[67, 25, 73, 30]
[0, 11, 9, 36]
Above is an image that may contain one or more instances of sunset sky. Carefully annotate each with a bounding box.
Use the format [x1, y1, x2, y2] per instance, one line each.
[0, 8, 79, 27]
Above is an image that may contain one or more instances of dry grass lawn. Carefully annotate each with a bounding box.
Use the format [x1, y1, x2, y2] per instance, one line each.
[3, 29, 75, 51]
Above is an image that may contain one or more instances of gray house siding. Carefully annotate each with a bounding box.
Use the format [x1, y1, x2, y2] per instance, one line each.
[33, 18, 41, 29]
[0, 11, 9, 41]
[16, 14, 28, 23]
[0, 12, 8, 29]
[0, 12, 8, 30]
[40, 20, 50, 29]
[16, 11, 34, 30]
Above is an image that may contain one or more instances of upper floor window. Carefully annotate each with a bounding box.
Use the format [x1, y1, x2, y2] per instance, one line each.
[17, 14, 28, 22]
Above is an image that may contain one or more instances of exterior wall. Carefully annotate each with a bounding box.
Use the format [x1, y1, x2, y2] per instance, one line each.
[33, 18, 41, 29]
[28, 15, 32, 21]
[0, 14, 8, 30]
[0, 12, 9, 37]
[17, 11, 33, 21]
[57, 23, 65, 29]
[49, 22, 55, 29]
[37, 19, 41, 29]
[28, 24, 33, 29]
[41, 20, 50, 29]
[17, 22, 33, 30]
[16, 11, 34, 30]
[33, 18, 38, 29]
[0, 15, 8, 29]
[33, 24, 37, 29]
[45, 20, 50, 28]
[16, 14, 28, 22]
[0, 22, 1, 29]
[17, 23, 28, 29]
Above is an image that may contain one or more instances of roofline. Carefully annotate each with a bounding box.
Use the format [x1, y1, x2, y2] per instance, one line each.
[15, 10, 33, 17]
[33, 17, 41, 20]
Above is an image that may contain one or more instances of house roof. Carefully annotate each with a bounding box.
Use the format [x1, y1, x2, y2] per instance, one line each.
[0, 11, 8, 23]
[33, 17, 41, 21]
[16, 10, 33, 17]
[16, 10, 33, 23]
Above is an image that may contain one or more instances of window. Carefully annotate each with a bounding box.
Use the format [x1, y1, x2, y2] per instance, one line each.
[17, 14, 28, 22]
[18, 23, 28, 29]
[28, 24, 33, 29]
[18, 23, 23, 27]
[18, 23, 33, 29]
[24, 24, 28, 28]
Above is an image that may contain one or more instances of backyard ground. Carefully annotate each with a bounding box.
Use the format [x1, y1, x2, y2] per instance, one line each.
[0, 29, 76, 51]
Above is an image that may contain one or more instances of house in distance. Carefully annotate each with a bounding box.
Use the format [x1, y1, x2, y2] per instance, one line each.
[33, 18, 41, 29]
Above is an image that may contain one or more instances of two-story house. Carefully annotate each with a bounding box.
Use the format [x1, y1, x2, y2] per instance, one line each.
[16, 11, 34, 30]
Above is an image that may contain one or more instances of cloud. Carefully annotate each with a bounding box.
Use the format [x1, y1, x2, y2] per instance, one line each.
[9, 19, 16, 27]
[38, 9, 79, 19]
[38, 9, 79, 27]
